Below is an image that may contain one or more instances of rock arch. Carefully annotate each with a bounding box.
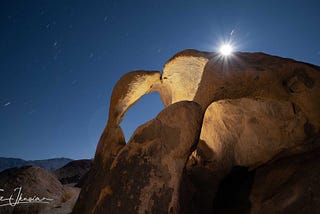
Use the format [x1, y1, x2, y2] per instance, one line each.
[73, 50, 320, 214]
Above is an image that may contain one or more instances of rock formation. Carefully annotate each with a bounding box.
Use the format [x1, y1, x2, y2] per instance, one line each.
[92, 101, 202, 213]
[160, 50, 319, 128]
[211, 135, 320, 214]
[53, 159, 92, 185]
[106, 70, 161, 127]
[0, 165, 84, 214]
[95, 70, 161, 171]
[73, 49, 320, 213]
[0, 166, 64, 214]
[185, 98, 310, 213]
[73, 70, 161, 214]
[250, 139, 320, 214]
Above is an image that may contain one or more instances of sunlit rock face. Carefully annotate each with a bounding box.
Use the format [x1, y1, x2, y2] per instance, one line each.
[191, 98, 308, 169]
[107, 70, 161, 127]
[160, 50, 320, 129]
[210, 98, 307, 167]
[158, 50, 210, 106]
[73, 49, 320, 214]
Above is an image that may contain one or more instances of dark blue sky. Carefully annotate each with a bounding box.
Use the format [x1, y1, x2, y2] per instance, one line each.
[1, 0, 319, 160]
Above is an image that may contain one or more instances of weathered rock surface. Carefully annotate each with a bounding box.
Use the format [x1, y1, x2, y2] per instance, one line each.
[73, 49, 320, 214]
[186, 98, 310, 213]
[95, 70, 161, 169]
[250, 140, 320, 214]
[74, 101, 203, 213]
[158, 50, 210, 106]
[107, 70, 161, 127]
[159, 50, 320, 129]
[211, 136, 320, 214]
[74, 70, 162, 214]
[161, 50, 319, 213]
[73, 124, 126, 214]
[44, 185, 81, 214]
[198, 98, 307, 166]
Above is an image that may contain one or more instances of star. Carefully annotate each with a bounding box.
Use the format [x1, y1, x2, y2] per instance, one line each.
[3, 102, 11, 107]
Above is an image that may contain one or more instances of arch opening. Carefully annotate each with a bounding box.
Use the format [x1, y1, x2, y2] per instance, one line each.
[120, 92, 164, 142]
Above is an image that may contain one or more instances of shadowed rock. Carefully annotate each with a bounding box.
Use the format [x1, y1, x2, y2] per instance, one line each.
[0, 166, 64, 214]
[72, 125, 126, 214]
[250, 139, 320, 214]
[89, 101, 203, 213]
[74, 70, 161, 214]
[53, 159, 92, 185]
[186, 98, 309, 213]
[210, 136, 320, 214]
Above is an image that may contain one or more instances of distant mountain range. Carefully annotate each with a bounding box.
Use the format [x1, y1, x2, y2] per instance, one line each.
[0, 157, 73, 172]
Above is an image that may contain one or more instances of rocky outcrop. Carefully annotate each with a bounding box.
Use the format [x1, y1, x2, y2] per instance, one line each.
[53, 159, 92, 185]
[73, 49, 320, 213]
[0, 165, 83, 214]
[160, 50, 319, 213]
[158, 50, 210, 106]
[96, 70, 160, 165]
[250, 139, 320, 214]
[74, 101, 203, 213]
[160, 50, 320, 129]
[211, 136, 320, 214]
[73, 125, 125, 213]
[73, 70, 162, 213]
[107, 70, 161, 127]
[0, 166, 65, 214]
[185, 98, 310, 213]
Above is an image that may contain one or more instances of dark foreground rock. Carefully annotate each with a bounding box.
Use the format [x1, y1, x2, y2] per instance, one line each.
[0, 166, 81, 214]
[250, 140, 320, 214]
[212, 136, 320, 214]
[54, 159, 92, 185]
[0, 166, 64, 214]
[73, 101, 203, 213]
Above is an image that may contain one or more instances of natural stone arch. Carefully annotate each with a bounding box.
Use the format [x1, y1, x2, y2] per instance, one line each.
[73, 70, 162, 214]
[106, 70, 161, 128]
[156, 49, 211, 106]
[73, 50, 320, 214]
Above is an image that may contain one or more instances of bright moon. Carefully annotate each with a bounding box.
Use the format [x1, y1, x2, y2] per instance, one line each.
[219, 44, 233, 56]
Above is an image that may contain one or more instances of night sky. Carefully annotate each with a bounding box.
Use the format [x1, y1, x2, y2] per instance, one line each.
[1, 0, 319, 160]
